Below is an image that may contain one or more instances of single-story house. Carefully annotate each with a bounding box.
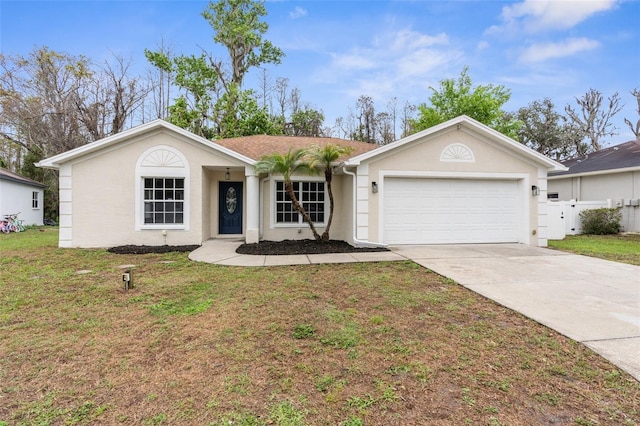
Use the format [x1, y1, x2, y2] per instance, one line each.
[36, 116, 565, 248]
[0, 167, 45, 226]
[548, 140, 640, 232]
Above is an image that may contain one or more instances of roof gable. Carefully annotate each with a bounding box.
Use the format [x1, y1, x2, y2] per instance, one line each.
[0, 168, 46, 188]
[36, 119, 379, 169]
[36, 119, 256, 169]
[550, 140, 640, 177]
[345, 115, 566, 171]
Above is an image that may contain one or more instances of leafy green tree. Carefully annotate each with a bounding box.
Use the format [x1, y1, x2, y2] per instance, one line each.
[307, 144, 353, 241]
[202, 0, 284, 89]
[216, 88, 283, 137]
[411, 66, 519, 138]
[254, 148, 322, 241]
[146, 0, 284, 138]
[287, 107, 325, 137]
[144, 52, 219, 137]
[516, 98, 584, 160]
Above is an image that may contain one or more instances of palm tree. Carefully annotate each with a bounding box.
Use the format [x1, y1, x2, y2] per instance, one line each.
[307, 144, 353, 241]
[254, 148, 322, 241]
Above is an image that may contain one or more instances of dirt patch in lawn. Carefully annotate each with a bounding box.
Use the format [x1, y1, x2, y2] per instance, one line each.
[237, 239, 389, 255]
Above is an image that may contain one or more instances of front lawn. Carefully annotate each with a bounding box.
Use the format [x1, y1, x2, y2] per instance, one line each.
[1, 229, 639, 425]
[548, 233, 640, 266]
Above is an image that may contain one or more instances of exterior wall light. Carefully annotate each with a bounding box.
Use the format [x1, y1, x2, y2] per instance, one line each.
[372, 181, 378, 193]
[531, 185, 540, 196]
[225, 168, 231, 181]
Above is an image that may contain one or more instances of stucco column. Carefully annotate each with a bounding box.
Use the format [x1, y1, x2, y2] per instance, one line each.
[245, 168, 260, 244]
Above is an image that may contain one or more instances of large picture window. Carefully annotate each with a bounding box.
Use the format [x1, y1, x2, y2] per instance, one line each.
[275, 181, 325, 224]
[144, 178, 185, 224]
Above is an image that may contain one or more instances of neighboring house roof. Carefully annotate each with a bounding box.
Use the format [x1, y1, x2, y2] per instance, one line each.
[345, 115, 567, 171]
[549, 140, 640, 177]
[0, 167, 46, 188]
[213, 134, 379, 161]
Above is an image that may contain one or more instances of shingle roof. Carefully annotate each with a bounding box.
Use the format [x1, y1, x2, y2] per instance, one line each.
[212, 134, 380, 162]
[549, 140, 640, 177]
[0, 167, 46, 188]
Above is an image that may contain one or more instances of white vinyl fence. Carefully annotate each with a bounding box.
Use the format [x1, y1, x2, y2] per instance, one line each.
[548, 200, 640, 239]
[547, 200, 612, 240]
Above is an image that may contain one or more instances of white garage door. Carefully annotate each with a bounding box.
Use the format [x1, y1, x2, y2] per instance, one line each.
[383, 178, 521, 244]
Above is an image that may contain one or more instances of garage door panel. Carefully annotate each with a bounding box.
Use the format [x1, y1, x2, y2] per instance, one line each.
[383, 178, 520, 244]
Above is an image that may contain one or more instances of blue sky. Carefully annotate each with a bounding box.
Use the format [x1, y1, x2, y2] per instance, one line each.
[1, 0, 638, 143]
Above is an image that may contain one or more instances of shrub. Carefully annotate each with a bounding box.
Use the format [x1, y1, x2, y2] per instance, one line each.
[579, 208, 622, 235]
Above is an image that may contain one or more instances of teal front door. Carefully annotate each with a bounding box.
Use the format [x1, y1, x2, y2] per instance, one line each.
[219, 181, 243, 234]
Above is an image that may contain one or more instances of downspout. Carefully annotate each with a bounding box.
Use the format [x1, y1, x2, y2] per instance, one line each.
[342, 165, 388, 248]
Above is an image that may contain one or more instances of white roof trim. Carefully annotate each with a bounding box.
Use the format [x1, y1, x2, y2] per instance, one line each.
[36, 119, 256, 169]
[548, 165, 640, 179]
[344, 115, 567, 172]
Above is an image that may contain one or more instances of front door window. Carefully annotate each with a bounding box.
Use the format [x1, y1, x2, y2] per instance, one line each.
[226, 187, 237, 214]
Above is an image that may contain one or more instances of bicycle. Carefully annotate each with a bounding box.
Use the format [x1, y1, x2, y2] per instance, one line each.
[2, 213, 24, 233]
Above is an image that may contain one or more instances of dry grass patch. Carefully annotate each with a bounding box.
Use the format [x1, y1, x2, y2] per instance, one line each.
[1, 230, 639, 425]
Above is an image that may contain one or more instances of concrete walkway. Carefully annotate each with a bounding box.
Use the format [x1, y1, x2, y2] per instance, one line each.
[188, 239, 405, 266]
[189, 240, 640, 381]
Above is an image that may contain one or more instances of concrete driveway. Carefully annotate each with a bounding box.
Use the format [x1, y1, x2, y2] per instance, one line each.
[392, 244, 640, 381]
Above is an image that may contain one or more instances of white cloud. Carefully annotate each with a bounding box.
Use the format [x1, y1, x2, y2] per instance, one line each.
[492, 0, 618, 33]
[476, 41, 490, 51]
[331, 52, 376, 70]
[289, 6, 307, 19]
[396, 49, 460, 79]
[330, 27, 450, 72]
[386, 29, 449, 52]
[519, 37, 601, 63]
[321, 27, 460, 103]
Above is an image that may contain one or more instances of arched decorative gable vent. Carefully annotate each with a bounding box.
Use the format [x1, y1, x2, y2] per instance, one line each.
[140, 147, 185, 168]
[440, 143, 475, 162]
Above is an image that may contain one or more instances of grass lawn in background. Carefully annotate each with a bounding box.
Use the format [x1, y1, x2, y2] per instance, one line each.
[1, 228, 639, 425]
[548, 233, 640, 266]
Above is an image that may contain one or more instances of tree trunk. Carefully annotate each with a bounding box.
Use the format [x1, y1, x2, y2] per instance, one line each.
[321, 169, 333, 241]
[285, 181, 321, 241]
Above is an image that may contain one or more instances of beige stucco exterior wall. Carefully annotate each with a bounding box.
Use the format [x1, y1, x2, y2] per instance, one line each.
[355, 127, 548, 246]
[257, 174, 350, 242]
[65, 129, 246, 248]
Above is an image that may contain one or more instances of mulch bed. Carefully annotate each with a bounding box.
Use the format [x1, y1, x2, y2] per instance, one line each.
[236, 239, 389, 255]
[107, 245, 201, 254]
[108, 240, 388, 255]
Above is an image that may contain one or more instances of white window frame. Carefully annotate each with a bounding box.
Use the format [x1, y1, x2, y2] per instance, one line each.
[135, 145, 190, 231]
[143, 177, 186, 226]
[32, 191, 39, 209]
[271, 177, 327, 228]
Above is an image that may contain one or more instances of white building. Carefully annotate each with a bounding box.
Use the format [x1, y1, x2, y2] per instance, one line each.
[0, 168, 46, 226]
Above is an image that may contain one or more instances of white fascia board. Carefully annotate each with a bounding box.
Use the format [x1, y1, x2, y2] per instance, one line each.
[36, 119, 256, 169]
[344, 115, 567, 172]
[548, 166, 640, 180]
